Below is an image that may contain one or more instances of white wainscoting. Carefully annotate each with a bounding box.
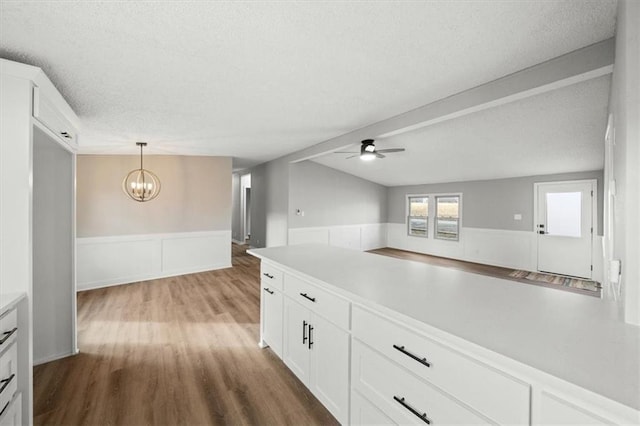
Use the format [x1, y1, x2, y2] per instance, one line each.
[387, 224, 604, 280]
[77, 230, 231, 291]
[388, 223, 537, 270]
[288, 224, 387, 252]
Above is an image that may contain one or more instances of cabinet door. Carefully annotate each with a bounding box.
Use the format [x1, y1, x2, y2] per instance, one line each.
[262, 287, 283, 358]
[309, 313, 350, 425]
[283, 297, 310, 384]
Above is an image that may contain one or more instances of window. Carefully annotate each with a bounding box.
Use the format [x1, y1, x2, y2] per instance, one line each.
[407, 196, 428, 237]
[435, 196, 460, 241]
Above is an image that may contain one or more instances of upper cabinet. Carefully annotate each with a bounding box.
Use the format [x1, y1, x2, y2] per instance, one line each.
[33, 86, 78, 148]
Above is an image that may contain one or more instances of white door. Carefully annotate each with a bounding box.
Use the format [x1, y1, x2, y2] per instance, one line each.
[283, 297, 310, 383]
[536, 181, 594, 279]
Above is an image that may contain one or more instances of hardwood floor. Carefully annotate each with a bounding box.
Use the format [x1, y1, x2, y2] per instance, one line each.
[34, 244, 338, 426]
[369, 247, 600, 297]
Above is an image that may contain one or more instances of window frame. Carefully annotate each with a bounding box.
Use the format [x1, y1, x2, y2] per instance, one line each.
[434, 195, 461, 241]
[406, 192, 462, 241]
[406, 195, 429, 237]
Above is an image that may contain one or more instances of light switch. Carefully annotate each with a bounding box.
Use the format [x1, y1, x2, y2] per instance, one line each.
[514, 214, 522, 221]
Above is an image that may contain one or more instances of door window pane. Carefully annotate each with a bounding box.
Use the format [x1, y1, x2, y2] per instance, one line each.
[435, 196, 459, 240]
[546, 192, 581, 237]
[408, 196, 428, 237]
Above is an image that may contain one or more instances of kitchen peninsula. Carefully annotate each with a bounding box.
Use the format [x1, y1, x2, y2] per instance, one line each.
[249, 244, 639, 425]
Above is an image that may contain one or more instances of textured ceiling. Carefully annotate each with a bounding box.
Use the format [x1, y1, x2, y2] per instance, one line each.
[313, 75, 611, 186]
[0, 1, 616, 172]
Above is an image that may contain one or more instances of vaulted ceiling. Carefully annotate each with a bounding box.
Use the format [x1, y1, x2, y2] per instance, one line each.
[0, 1, 616, 179]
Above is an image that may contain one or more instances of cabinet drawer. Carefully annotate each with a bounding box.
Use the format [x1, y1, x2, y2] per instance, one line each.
[260, 262, 284, 291]
[0, 392, 21, 426]
[353, 340, 487, 425]
[0, 309, 17, 350]
[351, 389, 396, 425]
[284, 274, 350, 330]
[353, 306, 529, 424]
[0, 344, 18, 418]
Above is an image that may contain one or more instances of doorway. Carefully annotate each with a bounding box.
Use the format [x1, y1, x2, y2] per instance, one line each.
[241, 174, 252, 243]
[535, 180, 596, 279]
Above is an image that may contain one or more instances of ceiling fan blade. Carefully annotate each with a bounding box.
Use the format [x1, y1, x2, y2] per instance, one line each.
[346, 154, 360, 159]
[376, 148, 405, 153]
[375, 153, 386, 158]
[334, 151, 358, 154]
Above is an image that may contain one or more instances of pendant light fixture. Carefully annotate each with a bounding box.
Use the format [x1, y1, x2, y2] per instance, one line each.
[122, 142, 161, 202]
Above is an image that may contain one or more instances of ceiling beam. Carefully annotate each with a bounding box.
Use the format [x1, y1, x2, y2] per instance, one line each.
[289, 37, 614, 163]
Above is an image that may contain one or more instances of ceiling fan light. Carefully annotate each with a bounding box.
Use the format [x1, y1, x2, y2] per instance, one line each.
[360, 152, 376, 161]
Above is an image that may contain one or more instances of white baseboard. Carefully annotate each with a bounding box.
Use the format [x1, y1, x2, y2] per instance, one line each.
[34, 349, 76, 366]
[288, 223, 387, 251]
[77, 230, 231, 291]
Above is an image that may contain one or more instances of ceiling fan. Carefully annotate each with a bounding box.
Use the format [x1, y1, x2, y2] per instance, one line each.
[335, 139, 405, 161]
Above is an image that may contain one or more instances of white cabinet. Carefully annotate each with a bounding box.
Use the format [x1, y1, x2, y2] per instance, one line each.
[0, 300, 23, 426]
[261, 286, 283, 357]
[351, 390, 395, 425]
[282, 286, 350, 424]
[352, 306, 530, 425]
[308, 312, 350, 422]
[33, 86, 78, 148]
[259, 262, 284, 357]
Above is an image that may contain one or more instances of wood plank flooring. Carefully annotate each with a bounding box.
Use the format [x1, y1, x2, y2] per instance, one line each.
[34, 244, 338, 426]
[369, 247, 600, 297]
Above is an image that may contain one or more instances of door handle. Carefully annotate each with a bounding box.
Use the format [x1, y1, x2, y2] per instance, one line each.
[308, 325, 314, 349]
[538, 230, 546, 235]
[302, 320, 308, 344]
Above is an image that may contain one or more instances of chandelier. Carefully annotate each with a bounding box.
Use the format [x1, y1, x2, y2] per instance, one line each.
[122, 142, 161, 202]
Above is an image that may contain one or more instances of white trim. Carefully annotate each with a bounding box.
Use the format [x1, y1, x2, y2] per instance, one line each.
[77, 230, 232, 291]
[288, 223, 387, 251]
[33, 349, 77, 366]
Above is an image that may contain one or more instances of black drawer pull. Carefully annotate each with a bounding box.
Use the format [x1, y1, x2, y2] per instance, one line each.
[393, 344, 431, 367]
[262, 273, 274, 279]
[393, 396, 431, 424]
[0, 374, 15, 395]
[300, 293, 316, 302]
[0, 328, 17, 345]
[263, 288, 274, 295]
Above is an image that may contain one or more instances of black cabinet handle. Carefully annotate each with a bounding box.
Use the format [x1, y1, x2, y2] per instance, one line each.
[0, 328, 17, 345]
[308, 325, 314, 349]
[393, 344, 431, 368]
[262, 273, 274, 279]
[0, 374, 15, 395]
[393, 396, 431, 424]
[300, 293, 316, 303]
[263, 288, 274, 295]
[302, 320, 308, 344]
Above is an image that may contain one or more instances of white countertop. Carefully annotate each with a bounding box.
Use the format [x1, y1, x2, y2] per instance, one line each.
[249, 244, 640, 411]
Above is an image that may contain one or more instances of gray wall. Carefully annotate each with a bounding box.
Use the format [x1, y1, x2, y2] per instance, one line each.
[33, 126, 74, 363]
[289, 161, 388, 228]
[77, 155, 232, 237]
[388, 170, 604, 234]
[248, 157, 289, 248]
